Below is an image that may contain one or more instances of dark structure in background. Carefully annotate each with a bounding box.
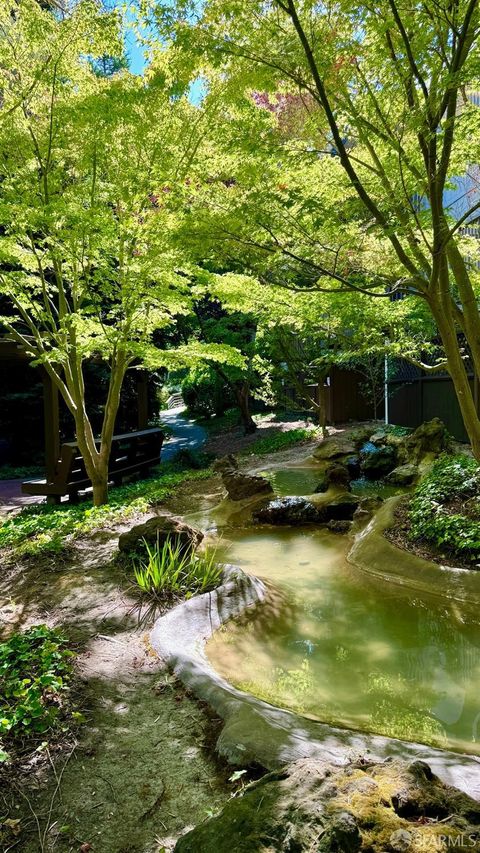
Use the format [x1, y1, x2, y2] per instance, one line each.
[387, 360, 479, 442]
[326, 366, 385, 424]
[0, 339, 154, 480]
[284, 366, 385, 425]
[287, 361, 475, 443]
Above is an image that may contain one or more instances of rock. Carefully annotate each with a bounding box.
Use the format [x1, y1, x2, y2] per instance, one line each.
[317, 811, 361, 852]
[345, 455, 361, 479]
[118, 513, 203, 553]
[253, 497, 320, 525]
[314, 462, 351, 493]
[313, 473, 328, 493]
[327, 520, 352, 534]
[253, 494, 360, 526]
[174, 757, 480, 853]
[369, 429, 388, 445]
[361, 445, 397, 480]
[313, 437, 356, 460]
[317, 493, 360, 522]
[390, 761, 480, 824]
[350, 425, 375, 449]
[401, 417, 450, 463]
[213, 454, 238, 473]
[174, 759, 340, 853]
[222, 471, 273, 501]
[352, 496, 384, 524]
[325, 462, 352, 490]
[388, 829, 412, 851]
[385, 463, 418, 486]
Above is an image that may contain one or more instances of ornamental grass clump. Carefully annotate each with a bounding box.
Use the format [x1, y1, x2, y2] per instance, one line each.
[408, 454, 480, 562]
[131, 539, 223, 623]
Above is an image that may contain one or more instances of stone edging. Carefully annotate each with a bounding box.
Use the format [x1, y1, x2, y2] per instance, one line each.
[150, 563, 480, 799]
[348, 496, 480, 608]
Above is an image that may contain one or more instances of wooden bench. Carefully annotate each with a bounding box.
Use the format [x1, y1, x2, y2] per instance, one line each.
[22, 428, 164, 504]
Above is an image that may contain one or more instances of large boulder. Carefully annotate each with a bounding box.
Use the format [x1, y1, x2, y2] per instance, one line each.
[386, 463, 419, 486]
[174, 757, 480, 853]
[313, 436, 357, 461]
[222, 471, 273, 501]
[213, 454, 238, 474]
[316, 493, 360, 521]
[401, 417, 450, 463]
[254, 494, 360, 525]
[118, 513, 203, 553]
[314, 462, 351, 493]
[360, 445, 397, 480]
[253, 496, 320, 525]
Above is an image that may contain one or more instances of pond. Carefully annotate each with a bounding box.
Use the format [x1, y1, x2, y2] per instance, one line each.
[258, 467, 402, 500]
[203, 469, 480, 756]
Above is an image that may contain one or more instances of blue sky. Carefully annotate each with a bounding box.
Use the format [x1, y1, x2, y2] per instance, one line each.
[113, 3, 204, 103]
[122, 5, 148, 76]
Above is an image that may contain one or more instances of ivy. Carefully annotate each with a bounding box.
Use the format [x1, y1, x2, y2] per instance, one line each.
[0, 626, 75, 762]
[408, 455, 480, 561]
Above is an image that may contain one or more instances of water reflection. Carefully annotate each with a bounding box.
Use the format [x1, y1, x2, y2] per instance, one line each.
[208, 525, 480, 754]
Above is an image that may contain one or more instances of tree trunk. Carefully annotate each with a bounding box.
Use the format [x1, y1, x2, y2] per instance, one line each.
[235, 381, 257, 434]
[430, 293, 480, 461]
[91, 475, 109, 507]
[70, 355, 127, 506]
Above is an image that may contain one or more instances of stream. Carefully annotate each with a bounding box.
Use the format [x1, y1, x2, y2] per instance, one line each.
[192, 467, 480, 757]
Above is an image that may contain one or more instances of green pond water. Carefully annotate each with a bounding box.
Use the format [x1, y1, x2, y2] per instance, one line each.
[205, 469, 480, 756]
[258, 467, 401, 499]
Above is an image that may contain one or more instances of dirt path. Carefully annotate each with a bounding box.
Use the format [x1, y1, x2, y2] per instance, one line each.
[0, 514, 230, 853]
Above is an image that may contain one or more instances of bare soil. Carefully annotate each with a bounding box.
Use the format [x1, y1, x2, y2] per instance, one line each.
[203, 412, 315, 457]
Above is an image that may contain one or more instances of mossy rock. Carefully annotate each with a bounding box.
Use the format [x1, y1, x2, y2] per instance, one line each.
[313, 437, 357, 460]
[118, 513, 203, 553]
[174, 758, 480, 853]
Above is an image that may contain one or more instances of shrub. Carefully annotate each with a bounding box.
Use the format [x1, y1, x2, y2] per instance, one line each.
[242, 427, 317, 456]
[408, 454, 480, 561]
[0, 625, 75, 763]
[0, 465, 44, 481]
[182, 365, 234, 418]
[131, 539, 223, 622]
[174, 448, 214, 469]
[199, 407, 243, 435]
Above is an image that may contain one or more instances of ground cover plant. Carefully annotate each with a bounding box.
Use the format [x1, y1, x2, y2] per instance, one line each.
[0, 465, 213, 560]
[408, 454, 480, 563]
[241, 427, 317, 456]
[0, 625, 76, 764]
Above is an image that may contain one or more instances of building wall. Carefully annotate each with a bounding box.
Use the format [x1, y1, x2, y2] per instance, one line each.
[388, 365, 474, 442]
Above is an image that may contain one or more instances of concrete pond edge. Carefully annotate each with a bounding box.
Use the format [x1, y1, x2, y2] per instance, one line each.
[150, 563, 480, 800]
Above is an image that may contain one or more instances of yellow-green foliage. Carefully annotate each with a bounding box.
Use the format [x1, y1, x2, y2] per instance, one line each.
[0, 466, 212, 559]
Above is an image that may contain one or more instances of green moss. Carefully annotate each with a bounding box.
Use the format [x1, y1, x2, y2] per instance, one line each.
[0, 464, 212, 559]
